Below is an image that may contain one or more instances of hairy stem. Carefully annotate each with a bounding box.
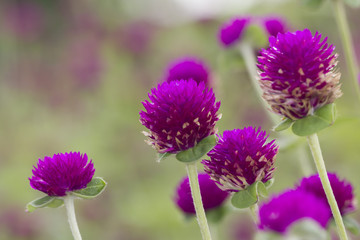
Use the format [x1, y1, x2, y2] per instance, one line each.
[64, 196, 82, 240]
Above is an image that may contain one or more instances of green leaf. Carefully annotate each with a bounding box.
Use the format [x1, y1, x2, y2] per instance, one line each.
[292, 103, 336, 136]
[344, 0, 360, 7]
[343, 216, 360, 235]
[231, 189, 257, 209]
[273, 118, 294, 132]
[264, 179, 274, 189]
[72, 177, 107, 199]
[157, 152, 172, 163]
[301, 0, 324, 9]
[176, 135, 217, 163]
[26, 196, 64, 212]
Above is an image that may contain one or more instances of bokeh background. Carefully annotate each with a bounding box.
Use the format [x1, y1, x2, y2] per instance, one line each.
[0, 0, 359, 239]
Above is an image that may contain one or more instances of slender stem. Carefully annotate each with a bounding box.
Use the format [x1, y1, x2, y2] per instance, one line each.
[331, 0, 360, 104]
[238, 42, 279, 124]
[64, 196, 82, 240]
[186, 162, 212, 240]
[249, 203, 259, 223]
[306, 134, 348, 240]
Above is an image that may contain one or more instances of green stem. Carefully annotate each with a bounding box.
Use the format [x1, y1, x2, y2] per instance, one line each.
[64, 196, 82, 240]
[306, 133, 348, 240]
[331, 0, 360, 104]
[249, 203, 259, 223]
[238, 42, 279, 124]
[186, 162, 212, 240]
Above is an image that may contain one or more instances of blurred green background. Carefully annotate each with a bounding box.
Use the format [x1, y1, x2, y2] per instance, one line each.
[0, 0, 359, 239]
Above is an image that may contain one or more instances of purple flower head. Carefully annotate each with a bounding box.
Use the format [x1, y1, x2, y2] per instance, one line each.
[202, 127, 278, 192]
[259, 189, 332, 233]
[140, 79, 221, 154]
[218, 17, 249, 47]
[29, 152, 95, 197]
[296, 173, 356, 215]
[165, 57, 210, 87]
[263, 17, 287, 37]
[258, 29, 342, 120]
[174, 173, 229, 214]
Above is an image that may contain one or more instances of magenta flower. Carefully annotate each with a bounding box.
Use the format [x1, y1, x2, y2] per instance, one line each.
[296, 173, 356, 215]
[29, 152, 95, 197]
[218, 17, 249, 47]
[263, 17, 287, 37]
[165, 57, 210, 87]
[202, 127, 278, 192]
[259, 189, 331, 233]
[174, 173, 229, 214]
[140, 79, 221, 154]
[257, 29, 342, 120]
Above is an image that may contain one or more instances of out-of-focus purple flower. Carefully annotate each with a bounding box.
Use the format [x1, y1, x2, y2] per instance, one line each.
[296, 173, 356, 215]
[140, 80, 221, 154]
[165, 57, 210, 87]
[29, 152, 95, 197]
[218, 17, 249, 47]
[202, 127, 278, 192]
[257, 29, 342, 120]
[66, 37, 103, 88]
[259, 189, 332, 233]
[263, 17, 287, 37]
[3, 2, 44, 40]
[174, 173, 229, 214]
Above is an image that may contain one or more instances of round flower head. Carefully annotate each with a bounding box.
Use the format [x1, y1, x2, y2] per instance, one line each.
[263, 17, 287, 37]
[139, 79, 221, 154]
[259, 189, 331, 233]
[165, 57, 210, 87]
[202, 127, 278, 192]
[258, 29, 342, 120]
[174, 173, 229, 214]
[218, 17, 249, 47]
[29, 152, 95, 197]
[296, 173, 356, 215]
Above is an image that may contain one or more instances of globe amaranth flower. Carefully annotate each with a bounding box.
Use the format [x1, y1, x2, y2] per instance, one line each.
[29, 152, 95, 197]
[296, 173, 356, 215]
[139, 79, 221, 154]
[262, 17, 287, 37]
[259, 189, 331, 233]
[174, 173, 229, 214]
[164, 57, 210, 87]
[257, 29, 342, 120]
[202, 127, 278, 192]
[218, 17, 249, 47]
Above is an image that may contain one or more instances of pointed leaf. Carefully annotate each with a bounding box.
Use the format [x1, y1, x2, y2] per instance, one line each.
[292, 103, 336, 136]
[157, 152, 172, 163]
[343, 216, 360, 235]
[273, 118, 294, 132]
[176, 135, 217, 163]
[256, 181, 269, 198]
[72, 177, 107, 199]
[231, 189, 257, 209]
[26, 196, 64, 212]
[264, 179, 274, 189]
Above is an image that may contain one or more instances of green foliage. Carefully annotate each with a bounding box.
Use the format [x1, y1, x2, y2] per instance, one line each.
[231, 180, 270, 209]
[72, 177, 107, 199]
[273, 118, 294, 132]
[176, 135, 217, 163]
[26, 195, 64, 213]
[292, 103, 336, 136]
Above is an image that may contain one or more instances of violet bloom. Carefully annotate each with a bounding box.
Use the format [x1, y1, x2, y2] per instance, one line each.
[259, 189, 332, 233]
[165, 57, 210, 87]
[258, 29, 342, 120]
[297, 173, 356, 215]
[174, 173, 229, 214]
[218, 18, 249, 47]
[140, 79, 221, 154]
[29, 152, 95, 197]
[202, 127, 278, 192]
[263, 17, 287, 37]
